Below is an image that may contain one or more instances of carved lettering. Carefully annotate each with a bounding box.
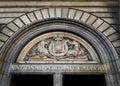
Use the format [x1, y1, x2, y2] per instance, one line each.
[10, 64, 105, 72]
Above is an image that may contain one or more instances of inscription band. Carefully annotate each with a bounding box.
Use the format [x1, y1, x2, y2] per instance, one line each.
[10, 64, 106, 73]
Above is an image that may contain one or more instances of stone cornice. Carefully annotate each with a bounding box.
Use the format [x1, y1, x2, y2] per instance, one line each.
[0, 2, 119, 7]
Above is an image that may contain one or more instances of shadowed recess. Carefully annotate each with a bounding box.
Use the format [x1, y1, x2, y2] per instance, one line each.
[10, 74, 53, 86]
[63, 74, 107, 86]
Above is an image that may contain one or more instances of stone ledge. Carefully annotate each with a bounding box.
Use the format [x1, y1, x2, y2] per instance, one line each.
[0, 2, 118, 7]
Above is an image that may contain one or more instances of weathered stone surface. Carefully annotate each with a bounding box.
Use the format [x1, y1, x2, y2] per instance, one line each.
[92, 19, 103, 28]
[0, 0, 118, 1]
[1, 27, 14, 36]
[86, 15, 97, 25]
[92, 13, 119, 18]
[34, 10, 43, 20]
[97, 22, 110, 32]
[116, 47, 120, 55]
[108, 33, 120, 41]
[62, 8, 69, 18]
[20, 15, 31, 24]
[103, 27, 116, 36]
[41, 9, 49, 18]
[0, 2, 118, 6]
[112, 40, 120, 47]
[0, 7, 38, 13]
[17, 32, 99, 63]
[7, 22, 20, 32]
[56, 8, 62, 17]
[0, 41, 4, 48]
[74, 11, 83, 20]
[49, 8, 55, 18]
[0, 5, 119, 86]
[79, 7, 118, 13]
[10, 64, 105, 73]
[81, 12, 90, 22]
[113, 60, 120, 72]
[108, 74, 114, 83]
[102, 18, 119, 24]
[0, 18, 14, 24]
[0, 13, 24, 18]
[13, 18, 24, 28]
[0, 33, 9, 41]
[0, 74, 11, 86]
[27, 12, 37, 22]
[68, 9, 76, 19]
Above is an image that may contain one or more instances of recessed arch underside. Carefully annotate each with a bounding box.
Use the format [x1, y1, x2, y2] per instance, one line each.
[0, 7, 120, 86]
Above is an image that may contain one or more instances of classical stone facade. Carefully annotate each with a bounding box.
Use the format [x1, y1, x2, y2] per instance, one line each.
[0, 1, 120, 86]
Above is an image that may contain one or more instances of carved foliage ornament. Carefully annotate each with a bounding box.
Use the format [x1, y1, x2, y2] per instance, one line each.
[17, 32, 99, 63]
[25, 33, 91, 61]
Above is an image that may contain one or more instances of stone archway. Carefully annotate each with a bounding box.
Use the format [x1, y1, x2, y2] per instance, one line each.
[0, 7, 120, 86]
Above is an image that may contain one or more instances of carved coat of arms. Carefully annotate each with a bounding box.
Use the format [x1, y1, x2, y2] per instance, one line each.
[26, 34, 89, 61]
[49, 35, 68, 58]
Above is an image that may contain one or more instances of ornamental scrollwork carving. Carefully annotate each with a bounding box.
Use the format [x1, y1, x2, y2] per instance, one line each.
[25, 34, 90, 61]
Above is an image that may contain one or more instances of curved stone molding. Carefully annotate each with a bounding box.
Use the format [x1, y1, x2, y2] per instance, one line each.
[0, 7, 120, 86]
[17, 32, 99, 63]
[0, 7, 120, 53]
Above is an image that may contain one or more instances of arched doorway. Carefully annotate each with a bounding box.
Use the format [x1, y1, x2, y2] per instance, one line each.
[0, 8, 119, 86]
[9, 19, 107, 86]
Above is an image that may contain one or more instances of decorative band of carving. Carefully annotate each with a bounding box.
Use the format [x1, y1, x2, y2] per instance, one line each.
[17, 32, 99, 63]
[10, 64, 106, 73]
